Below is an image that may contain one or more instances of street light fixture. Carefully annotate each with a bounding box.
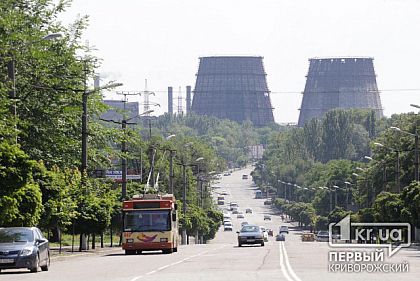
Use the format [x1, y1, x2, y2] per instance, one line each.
[390, 126, 419, 182]
[375, 141, 402, 192]
[7, 32, 64, 143]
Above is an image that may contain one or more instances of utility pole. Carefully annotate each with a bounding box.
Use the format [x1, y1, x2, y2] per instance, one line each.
[121, 119, 127, 199]
[169, 150, 175, 194]
[182, 162, 187, 245]
[81, 61, 88, 185]
[415, 130, 419, 182]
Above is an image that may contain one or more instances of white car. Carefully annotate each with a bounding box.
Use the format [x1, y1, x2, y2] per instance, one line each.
[224, 222, 233, 231]
[260, 226, 269, 242]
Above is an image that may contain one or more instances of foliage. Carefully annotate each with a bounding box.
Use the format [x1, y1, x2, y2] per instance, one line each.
[0, 141, 42, 226]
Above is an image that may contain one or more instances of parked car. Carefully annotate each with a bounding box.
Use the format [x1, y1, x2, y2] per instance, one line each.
[237, 225, 264, 247]
[316, 231, 330, 242]
[236, 212, 245, 219]
[0, 227, 50, 273]
[245, 208, 253, 214]
[263, 215, 271, 221]
[279, 225, 289, 234]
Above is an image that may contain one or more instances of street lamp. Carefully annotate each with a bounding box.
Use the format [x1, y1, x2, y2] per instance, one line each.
[81, 81, 123, 185]
[100, 109, 152, 199]
[390, 126, 419, 182]
[7, 32, 63, 143]
[344, 181, 352, 211]
[373, 142, 401, 192]
[165, 134, 176, 195]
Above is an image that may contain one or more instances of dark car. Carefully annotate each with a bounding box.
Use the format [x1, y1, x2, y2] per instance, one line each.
[0, 227, 50, 273]
[237, 225, 264, 247]
[276, 233, 286, 241]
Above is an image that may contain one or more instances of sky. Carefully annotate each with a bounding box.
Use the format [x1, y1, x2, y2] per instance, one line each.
[59, 0, 420, 123]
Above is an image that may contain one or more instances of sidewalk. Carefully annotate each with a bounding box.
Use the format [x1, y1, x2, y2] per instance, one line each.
[50, 245, 122, 260]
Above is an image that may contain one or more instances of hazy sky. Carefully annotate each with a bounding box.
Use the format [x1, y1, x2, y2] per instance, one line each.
[59, 0, 420, 123]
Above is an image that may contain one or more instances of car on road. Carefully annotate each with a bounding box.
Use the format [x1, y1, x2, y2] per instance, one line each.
[245, 208, 253, 214]
[232, 208, 239, 214]
[316, 231, 330, 242]
[237, 225, 265, 247]
[263, 215, 271, 221]
[220, 190, 229, 195]
[241, 222, 249, 227]
[259, 226, 269, 242]
[224, 222, 233, 231]
[279, 225, 289, 234]
[236, 212, 245, 219]
[242, 175, 249, 180]
[223, 172, 231, 176]
[0, 227, 50, 273]
[301, 232, 315, 242]
[263, 200, 272, 205]
[223, 218, 232, 224]
[276, 233, 286, 241]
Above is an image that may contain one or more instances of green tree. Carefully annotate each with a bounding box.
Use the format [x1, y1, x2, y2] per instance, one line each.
[0, 141, 42, 226]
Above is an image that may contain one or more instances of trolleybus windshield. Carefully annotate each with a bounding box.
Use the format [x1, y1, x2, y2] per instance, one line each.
[124, 210, 171, 232]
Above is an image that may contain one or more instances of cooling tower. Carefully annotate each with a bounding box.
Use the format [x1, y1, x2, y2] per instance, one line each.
[191, 56, 274, 126]
[298, 57, 383, 126]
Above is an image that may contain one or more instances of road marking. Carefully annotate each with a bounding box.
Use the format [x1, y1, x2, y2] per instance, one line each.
[279, 241, 303, 281]
[129, 245, 226, 281]
[278, 242, 295, 281]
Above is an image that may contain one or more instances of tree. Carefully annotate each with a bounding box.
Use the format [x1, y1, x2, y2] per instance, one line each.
[0, 141, 42, 226]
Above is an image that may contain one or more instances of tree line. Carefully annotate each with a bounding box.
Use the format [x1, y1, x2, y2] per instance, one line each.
[253, 109, 420, 231]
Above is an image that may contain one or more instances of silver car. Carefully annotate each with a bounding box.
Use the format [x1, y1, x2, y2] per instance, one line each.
[237, 225, 264, 247]
[0, 227, 50, 273]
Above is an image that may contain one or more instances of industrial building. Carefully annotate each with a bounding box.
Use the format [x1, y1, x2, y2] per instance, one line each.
[191, 56, 274, 126]
[298, 57, 383, 126]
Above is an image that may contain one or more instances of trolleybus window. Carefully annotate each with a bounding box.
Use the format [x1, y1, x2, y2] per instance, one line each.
[124, 210, 171, 232]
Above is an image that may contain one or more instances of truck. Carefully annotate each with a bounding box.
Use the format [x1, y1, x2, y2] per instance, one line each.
[122, 194, 179, 255]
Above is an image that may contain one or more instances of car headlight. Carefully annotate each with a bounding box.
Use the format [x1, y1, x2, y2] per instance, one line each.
[20, 247, 34, 256]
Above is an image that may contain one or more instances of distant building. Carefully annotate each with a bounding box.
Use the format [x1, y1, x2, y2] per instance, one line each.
[101, 100, 139, 123]
[298, 57, 383, 126]
[191, 56, 274, 126]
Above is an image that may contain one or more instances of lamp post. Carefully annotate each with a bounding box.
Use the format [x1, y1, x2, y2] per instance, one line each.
[166, 134, 177, 195]
[374, 142, 401, 192]
[7, 32, 63, 143]
[390, 126, 419, 182]
[100, 109, 153, 199]
[333, 185, 339, 209]
[344, 181, 352, 211]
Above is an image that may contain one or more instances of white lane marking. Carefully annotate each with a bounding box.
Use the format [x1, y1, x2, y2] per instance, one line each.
[281, 242, 303, 281]
[279, 242, 295, 281]
[280, 241, 304, 281]
[129, 245, 226, 281]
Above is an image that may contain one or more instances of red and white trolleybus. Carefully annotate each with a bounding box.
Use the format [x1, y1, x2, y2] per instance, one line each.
[122, 194, 179, 254]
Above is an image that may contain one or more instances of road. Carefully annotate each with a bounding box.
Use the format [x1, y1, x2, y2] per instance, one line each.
[1, 166, 420, 280]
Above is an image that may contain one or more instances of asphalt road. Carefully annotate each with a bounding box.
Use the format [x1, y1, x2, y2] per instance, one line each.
[1, 166, 420, 281]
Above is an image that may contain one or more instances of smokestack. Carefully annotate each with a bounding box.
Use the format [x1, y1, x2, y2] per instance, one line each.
[186, 86, 191, 114]
[168, 86, 173, 115]
[94, 74, 100, 89]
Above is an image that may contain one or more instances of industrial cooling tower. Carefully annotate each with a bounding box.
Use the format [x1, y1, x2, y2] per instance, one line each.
[298, 57, 383, 126]
[191, 56, 274, 126]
